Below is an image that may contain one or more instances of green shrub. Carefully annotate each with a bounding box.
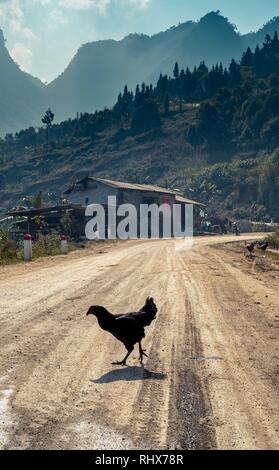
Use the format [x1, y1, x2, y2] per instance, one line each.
[266, 231, 279, 249]
[32, 232, 61, 258]
[1, 240, 17, 257]
[0, 229, 22, 264]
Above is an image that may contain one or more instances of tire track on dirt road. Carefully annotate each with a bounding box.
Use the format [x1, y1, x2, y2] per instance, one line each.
[177, 244, 279, 449]
[1, 251, 148, 449]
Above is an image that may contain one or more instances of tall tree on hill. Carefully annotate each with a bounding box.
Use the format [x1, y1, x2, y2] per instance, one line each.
[155, 74, 169, 102]
[173, 62, 179, 79]
[241, 47, 254, 67]
[263, 34, 272, 50]
[134, 84, 140, 106]
[254, 45, 262, 75]
[33, 191, 43, 209]
[271, 31, 279, 51]
[198, 61, 208, 74]
[42, 108, 54, 154]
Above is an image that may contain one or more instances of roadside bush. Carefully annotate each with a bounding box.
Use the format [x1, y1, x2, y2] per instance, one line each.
[0, 231, 76, 265]
[266, 231, 279, 249]
[0, 229, 22, 264]
[0, 227, 7, 247]
[32, 232, 61, 258]
[237, 220, 253, 233]
[1, 240, 17, 258]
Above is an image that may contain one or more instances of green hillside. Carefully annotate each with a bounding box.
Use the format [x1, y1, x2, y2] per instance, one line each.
[0, 34, 279, 222]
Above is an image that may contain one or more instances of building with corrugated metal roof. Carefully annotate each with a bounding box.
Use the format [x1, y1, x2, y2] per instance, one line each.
[64, 176, 204, 235]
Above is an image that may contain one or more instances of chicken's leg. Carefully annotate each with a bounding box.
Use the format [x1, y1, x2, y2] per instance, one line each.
[138, 341, 148, 364]
[112, 346, 134, 367]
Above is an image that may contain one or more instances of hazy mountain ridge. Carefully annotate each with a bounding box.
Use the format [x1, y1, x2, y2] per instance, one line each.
[1, 11, 279, 134]
[243, 16, 279, 48]
[0, 30, 47, 135]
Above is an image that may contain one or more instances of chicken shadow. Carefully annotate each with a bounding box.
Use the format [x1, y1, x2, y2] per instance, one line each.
[91, 366, 167, 384]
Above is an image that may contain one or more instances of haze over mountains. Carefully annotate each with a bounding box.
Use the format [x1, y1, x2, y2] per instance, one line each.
[1, 11, 279, 135]
[0, 30, 47, 136]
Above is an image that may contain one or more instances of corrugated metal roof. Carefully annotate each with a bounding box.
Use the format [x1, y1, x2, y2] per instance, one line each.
[175, 194, 205, 207]
[7, 204, 84, 217]
[89, 177, 178, 195]
[64, 176, 204, 206]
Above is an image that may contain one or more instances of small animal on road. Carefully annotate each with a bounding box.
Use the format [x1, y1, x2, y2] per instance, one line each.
[87, 297, 158, 366]
[246, 242, 255, 254]
[257, 241, 269, 252]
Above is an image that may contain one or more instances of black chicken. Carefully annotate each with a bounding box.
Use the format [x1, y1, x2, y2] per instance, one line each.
[258, 241, 269, 252]
[86, 297, 158, 366]
[246, 242, 255, 254]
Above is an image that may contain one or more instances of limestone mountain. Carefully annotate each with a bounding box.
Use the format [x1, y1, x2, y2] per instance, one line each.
[0, 29, 46, 135]
[1, 12, 279, 134]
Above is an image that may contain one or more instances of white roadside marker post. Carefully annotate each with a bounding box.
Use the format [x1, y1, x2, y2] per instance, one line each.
[24, 234, 32, 262]
[60, 235, 68, 255]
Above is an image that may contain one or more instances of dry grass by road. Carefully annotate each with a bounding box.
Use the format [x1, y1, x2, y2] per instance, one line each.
[1, 234, 279, 450]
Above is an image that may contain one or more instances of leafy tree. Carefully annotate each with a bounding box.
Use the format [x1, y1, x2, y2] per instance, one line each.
[33, 191, 43, 209]
[188, 175, 217, 204]
[197, 102, 227, 144]
[131, 99, 160, 134]
[263, 34, 272, 49]
[42, 108, 54, 153]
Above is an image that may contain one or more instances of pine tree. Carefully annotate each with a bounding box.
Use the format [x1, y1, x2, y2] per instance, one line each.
[198, 61, 208, 74]
[271, 31, 279, 54]
[135, 84, 141, 106]
[156, 74, 168, 102]
[241, 47, 254, 67]
[173, 62, 179, 79]
[254, 45, 262, 75]
[229, 58, 241, 86]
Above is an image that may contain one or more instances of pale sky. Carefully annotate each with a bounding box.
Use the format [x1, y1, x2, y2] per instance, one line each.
[0, 0, 278, 83]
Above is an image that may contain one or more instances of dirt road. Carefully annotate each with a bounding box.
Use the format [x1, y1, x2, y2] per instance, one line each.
[1, 234, 279, 450]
